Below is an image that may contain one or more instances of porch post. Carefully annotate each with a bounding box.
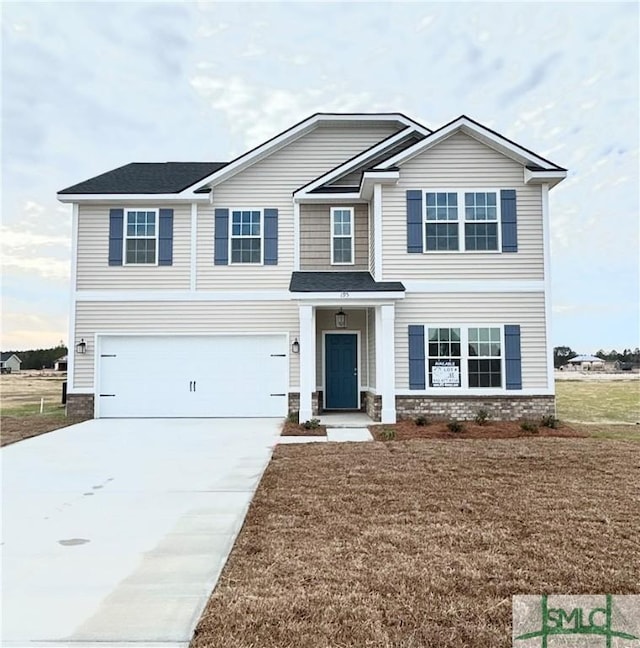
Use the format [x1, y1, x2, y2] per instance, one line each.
[379, 303, 397, 423]
[298, 304, 315, 421]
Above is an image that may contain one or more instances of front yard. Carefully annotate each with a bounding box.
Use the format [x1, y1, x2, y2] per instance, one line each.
[192, 438, 639, 648]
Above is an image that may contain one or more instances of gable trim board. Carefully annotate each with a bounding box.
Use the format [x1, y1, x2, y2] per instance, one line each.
[62, 111, 562, 422]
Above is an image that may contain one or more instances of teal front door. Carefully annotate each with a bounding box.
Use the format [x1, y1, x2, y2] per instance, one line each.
[325, 334, 358, 409]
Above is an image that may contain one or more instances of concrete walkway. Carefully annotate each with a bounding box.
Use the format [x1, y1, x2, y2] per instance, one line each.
[1, 418, 281, 648]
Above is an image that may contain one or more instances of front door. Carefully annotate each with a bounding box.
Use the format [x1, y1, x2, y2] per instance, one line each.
[325, 333, 358, 409]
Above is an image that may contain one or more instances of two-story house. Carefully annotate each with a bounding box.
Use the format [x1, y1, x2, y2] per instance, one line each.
[57, 113, 566, 424]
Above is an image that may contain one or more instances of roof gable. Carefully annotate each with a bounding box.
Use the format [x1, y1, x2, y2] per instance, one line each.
[375, 115, 566, 173]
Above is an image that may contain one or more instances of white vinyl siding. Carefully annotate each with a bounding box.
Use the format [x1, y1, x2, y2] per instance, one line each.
[73, 300, 299, 391]
[382, 132, 544, 280]
[76, 204, 190, 290]
[197, 123, 399, 289]
[395, 292, 548, 390]
[300, 203, 368, 271]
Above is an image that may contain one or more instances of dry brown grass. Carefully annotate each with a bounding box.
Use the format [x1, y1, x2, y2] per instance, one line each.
[191, 439, 639, 648]
[281, 419, 327, 436]
[0, 413, 86, 447]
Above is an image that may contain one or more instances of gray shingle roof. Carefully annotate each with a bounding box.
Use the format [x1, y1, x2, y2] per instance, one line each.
[58, 162, 227, 195]
[1, 352, 21, 362]
[289, 272, 405, 293]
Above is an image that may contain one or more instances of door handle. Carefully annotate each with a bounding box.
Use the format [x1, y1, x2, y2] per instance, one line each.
[193, 380, 196, 392]
[189, 380, 193, 392]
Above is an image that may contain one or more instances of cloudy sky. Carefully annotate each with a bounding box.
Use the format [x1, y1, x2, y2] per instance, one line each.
[1, 1, 638, 354]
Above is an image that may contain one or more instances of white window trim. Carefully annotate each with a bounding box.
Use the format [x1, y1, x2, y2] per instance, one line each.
[123, 208, 159, 266]
[331, 206, 355, 265]
[422, 189, 502, 254]
[229, 208, 264, 266]
[423, 324, 506, 392]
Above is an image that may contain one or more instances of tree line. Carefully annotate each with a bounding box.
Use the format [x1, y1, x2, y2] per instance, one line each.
[4, 345, 67, 370]
[554, 346, 640, 368]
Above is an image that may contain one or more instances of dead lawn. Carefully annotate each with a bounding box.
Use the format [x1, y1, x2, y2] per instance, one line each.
[191, 439, 639, 648]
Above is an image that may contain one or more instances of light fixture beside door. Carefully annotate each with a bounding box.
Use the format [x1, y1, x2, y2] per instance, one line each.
[335, 309, 347, 329]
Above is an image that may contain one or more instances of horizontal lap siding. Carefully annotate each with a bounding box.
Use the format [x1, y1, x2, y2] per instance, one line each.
[76, 204, 191, 290]
[198, 123, 399, 289]
[300, 203, 369, 271]
[395, 292, 548, 390]
[382, 132, 544, 281]
[73, 300, 299, 390]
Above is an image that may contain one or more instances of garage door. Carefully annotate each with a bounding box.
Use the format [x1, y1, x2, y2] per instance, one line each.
[97, 335, 288, 418]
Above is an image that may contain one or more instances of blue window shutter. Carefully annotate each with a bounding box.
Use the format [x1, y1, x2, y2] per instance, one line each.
[264, 208, 278, 265]
[505, 324, 522, 390]
[158, 209, 173, 266]
[214, 208, 229, 265]
[108, 208, 124, 266]
[408, 325, 426, 389]
[406, 190, 423, 253]
[501, 189, 518, 252]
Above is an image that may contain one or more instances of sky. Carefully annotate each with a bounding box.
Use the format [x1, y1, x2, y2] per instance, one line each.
[1, 1, 638, 354]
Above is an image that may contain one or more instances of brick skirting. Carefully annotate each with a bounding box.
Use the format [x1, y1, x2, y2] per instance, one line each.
[395, 395, 555, 421]
[66, 394, 95, 420]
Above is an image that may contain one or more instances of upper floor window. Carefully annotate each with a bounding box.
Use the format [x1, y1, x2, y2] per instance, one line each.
[125, 210, 157, 264]
[331, 207, 354, 264]
[424, 191, 500, 252]
[231, 210, 262, 264]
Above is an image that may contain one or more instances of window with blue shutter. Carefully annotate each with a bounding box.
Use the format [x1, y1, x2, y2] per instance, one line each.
[214, 208, 229, 265]
[504, 324, 523, 390]
[264, 208, 278, 265]
[158, 209, 173, 266]
[108, 209, 124, 266]
[406, 190, 424, 253]
[500, 190, 518, 252]
[408, 325, 426, 389]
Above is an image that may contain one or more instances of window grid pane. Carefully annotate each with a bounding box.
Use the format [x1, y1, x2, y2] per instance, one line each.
[427, 327, 461, 388]
[231, 238, 261, 263]
[125, 211, 156, 264]
[426, 223, 459, 251]
[333, 237, 352, 263]
[465, 222, 498, 251]
[464, 192, 498, 221]
[426, 192, 458, 221]
[230, 211, 261, 263]
[467, 327, 501, 388]
[332, 209, 353, 262]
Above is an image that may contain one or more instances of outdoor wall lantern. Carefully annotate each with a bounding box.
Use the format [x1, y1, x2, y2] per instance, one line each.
[335, 309, 347, 329]
[291, 338, 300, 354]
[76, 338, 87, 355]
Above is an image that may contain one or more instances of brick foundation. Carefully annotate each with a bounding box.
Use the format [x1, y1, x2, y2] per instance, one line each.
[395, 395, 555, 421]
[66, 393, 95, 420]
[288, 391, 321, 418]
[364, 391, 382, 421]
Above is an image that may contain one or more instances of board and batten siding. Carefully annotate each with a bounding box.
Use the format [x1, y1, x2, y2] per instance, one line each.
[382, 132, 544, 281]
[300, 204, 369, 271]
[76, 203, 191, 290]
[394, 292, 548, 390]
[73, 300, 299, 390]
[197, 123, 400, 289]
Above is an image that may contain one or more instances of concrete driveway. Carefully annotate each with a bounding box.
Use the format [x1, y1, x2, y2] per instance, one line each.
[1, 418, 281, 647]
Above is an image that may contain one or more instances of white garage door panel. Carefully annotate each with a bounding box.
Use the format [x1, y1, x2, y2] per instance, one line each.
[98, 335, 287, 418]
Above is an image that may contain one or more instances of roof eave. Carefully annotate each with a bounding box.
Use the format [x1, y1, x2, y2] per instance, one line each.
[57, 192, 212, 204]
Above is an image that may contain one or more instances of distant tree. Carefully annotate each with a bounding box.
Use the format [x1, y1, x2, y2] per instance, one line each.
[595, 349, 607, 360]
[7, 344, 67, 370]
[553, 346, 577, 368]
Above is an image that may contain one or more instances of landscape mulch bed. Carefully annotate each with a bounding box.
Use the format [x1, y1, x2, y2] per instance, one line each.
[370, 419, 586, 441]
[0, 415, 86, 447]
[191, 438, 639, 648]
[281, 419, 327, 436]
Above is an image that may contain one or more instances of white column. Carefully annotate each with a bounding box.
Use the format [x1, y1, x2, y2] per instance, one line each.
[293, 200, 300, 271]
[379, 303, 396, 423]
[298, 304, 316, 421]
[190, 203, 197, 291]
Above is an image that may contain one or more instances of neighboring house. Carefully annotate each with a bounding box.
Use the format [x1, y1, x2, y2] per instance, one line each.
[57, 113, 566, 422]
[565, 355, 606, 371]
[55, 355, 68, 372]
[0, 353, 22, 373]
